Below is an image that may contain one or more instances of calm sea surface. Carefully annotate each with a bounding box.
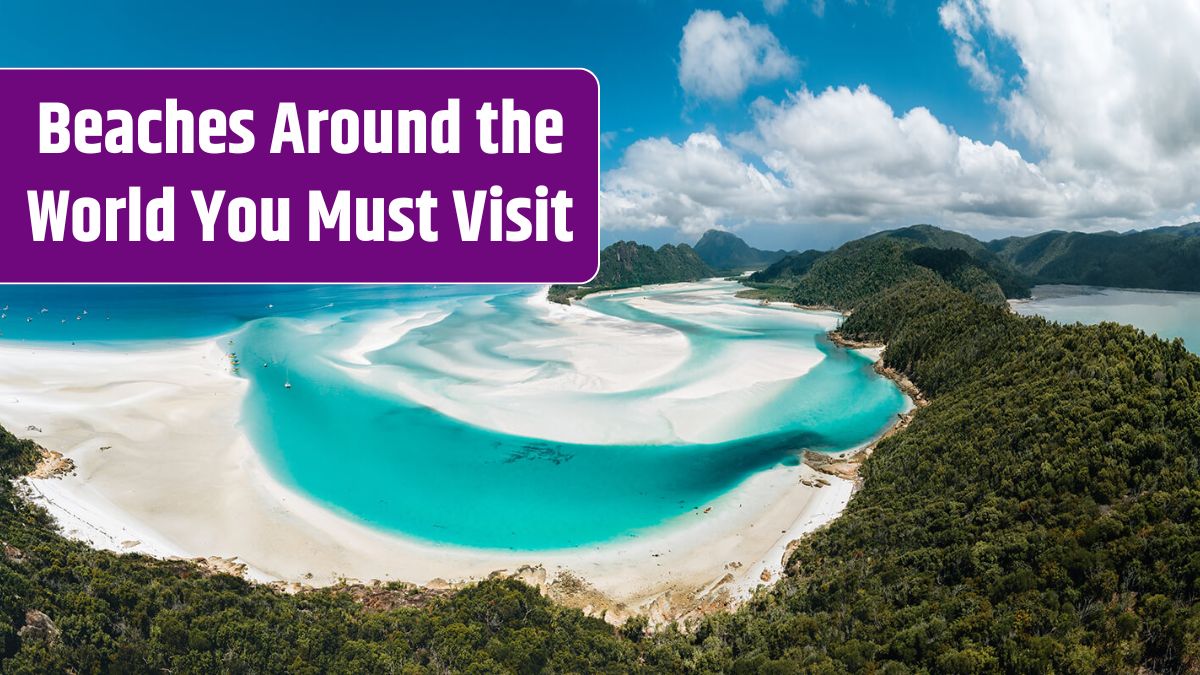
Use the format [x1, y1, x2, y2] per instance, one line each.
[1014, 285, 1200, 354]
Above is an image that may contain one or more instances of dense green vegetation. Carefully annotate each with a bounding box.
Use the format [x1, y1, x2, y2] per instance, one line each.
[744, 225, 1033, 308]
[790, 238, 952, 306]
[0, 426, 640, 672]
[745, 249, 826, 284]
[693, 229, 794, 272]
[747, 221, 1200, 303]
[990, 222, 1200, 291]
[716, 277, 1200, 672]
[865, 223, 998, 257]
[872, 225, 1034, 299]
[6, 227, 1200, 672]
[791, 237, 1009, 307]
[548, 241, 713, 304]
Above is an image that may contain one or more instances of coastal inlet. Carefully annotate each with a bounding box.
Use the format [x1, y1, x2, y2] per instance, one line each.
[0, 280, 907, 550]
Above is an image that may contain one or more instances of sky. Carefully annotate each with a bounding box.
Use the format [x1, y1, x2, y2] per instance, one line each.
[3, 0, 1199, 250]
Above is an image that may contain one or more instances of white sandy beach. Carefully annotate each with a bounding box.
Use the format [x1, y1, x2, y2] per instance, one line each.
[1, 285, 885, 623]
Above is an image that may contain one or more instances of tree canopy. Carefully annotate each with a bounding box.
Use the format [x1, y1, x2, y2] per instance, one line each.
[548, 241, 713, 304]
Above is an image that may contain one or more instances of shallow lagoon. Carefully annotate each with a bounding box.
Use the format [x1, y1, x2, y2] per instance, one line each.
[0, 281, 907, 549]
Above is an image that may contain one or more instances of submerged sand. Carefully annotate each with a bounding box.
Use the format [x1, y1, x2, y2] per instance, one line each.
[1, 287, 891, 624]
[335, 284, 834, 446]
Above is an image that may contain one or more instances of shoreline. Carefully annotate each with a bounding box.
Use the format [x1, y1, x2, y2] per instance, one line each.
[3, 283, 917, 626]
[817, 331, 926, 486]
[828, 330, 925, 405]
[11, 384, 860, 624]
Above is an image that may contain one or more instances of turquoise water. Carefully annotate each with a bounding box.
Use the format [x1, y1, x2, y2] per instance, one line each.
[0, 281, 906, 550]
[1015, 285, 1200, 354]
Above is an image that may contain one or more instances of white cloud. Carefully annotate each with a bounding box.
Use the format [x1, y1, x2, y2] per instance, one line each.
[601, 2, 1200, 241]
[938, 0, 1002, 95]
[763, 0, 788, 15]
[744, 86, 1061, 221]
[603, 85, 1065, 237]
[678, 11, 798, 101]
[942, 0, 1200, 219]
[602, 132, 789, 234]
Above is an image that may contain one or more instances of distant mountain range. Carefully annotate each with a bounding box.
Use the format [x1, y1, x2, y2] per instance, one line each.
[552, 222, 1200, 305]
[989, 223, 1200, 291]
[746, 222, 1200, 309]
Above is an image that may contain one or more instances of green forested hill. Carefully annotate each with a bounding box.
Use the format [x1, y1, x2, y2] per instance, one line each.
[989, 224, 1200, 290]
[740, 221, 1200, 304]
[692, 230, 794, 271]
[789, 238, 950, 306]
[743, 225, 1032, 308]
[789, 236, 1014, 308]
[564, 220, 1200, 310]
[548, 241, 713, 303]
[865, 223, 994, 254]
[745, 249, 826, 284]
[701, 278, 1200, 672]
[871, 225, 1034, 298]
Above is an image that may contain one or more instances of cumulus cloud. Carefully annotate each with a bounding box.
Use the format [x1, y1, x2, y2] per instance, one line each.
[602, 132, 789, 234]
[678, 11, 798, 101]
[959, 0, 1200, 229]
[603, 85, 1064, 237]
[763, 0, 788, 15]
[953, 0, 1200, 190]
[602, 1, 1200, 241]
[744, 86, 1061, 220]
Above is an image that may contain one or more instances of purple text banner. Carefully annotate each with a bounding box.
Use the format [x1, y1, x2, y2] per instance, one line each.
[0, 69, 600, 284]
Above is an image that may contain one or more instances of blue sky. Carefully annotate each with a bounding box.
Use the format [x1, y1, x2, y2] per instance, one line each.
[0, 1, 1002, 153]
[4, 1, 1197, 249]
